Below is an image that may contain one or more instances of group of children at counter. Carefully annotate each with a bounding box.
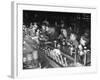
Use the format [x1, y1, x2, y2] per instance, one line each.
[23, 20, 91, 69]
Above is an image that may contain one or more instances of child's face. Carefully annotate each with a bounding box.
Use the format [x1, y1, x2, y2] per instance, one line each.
[42, 25, 46, 30]
[70, 34, 76, 41]
[80, 37, 86, 46]
[61, 29, 67, 38]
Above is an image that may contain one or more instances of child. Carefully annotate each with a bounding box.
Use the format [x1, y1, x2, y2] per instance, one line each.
[78, 36, 88, 56]
[78, 35, 89, 65]
[68, 33, 78, 56]
[69, 33, 78, 48]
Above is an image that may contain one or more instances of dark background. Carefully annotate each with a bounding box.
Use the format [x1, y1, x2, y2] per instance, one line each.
[23, 10, 91, 38]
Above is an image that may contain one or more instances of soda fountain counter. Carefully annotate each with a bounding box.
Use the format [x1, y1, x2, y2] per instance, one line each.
[39, 41, 83, 68]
